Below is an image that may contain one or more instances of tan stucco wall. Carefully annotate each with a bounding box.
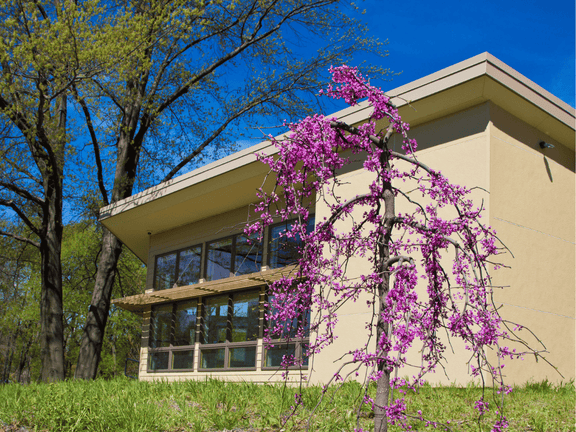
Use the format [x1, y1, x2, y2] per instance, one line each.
[487, 102, 575, 384]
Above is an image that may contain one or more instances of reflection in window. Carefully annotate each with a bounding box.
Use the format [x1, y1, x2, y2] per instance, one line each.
[201, 348, 225, 369]
[203, 295, 229, 344]
[155, 254, 177, 291]
[267, 294, 310, 339]
[231, 290, 260, 342]
[268, 217, 315, 269]
[149, 300, 198, 371]
[229, 346, 256, 368]
[206, 234, 262, 281]
[200, 289, 260, 369]
[154, 245, 202, 290]
[174, 301, 197, 346]
[265, 344, 296, 368]
[172, 350, 194, 370]
[206, 238, 233, 281]
[234, 234, 262, 276]
[149, 351, 169, 370]
[149, 289, 309, 372]
[150, 303, 172, 348]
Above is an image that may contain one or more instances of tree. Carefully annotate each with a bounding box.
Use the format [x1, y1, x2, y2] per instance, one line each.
[0, 227, 40, 383]
[248, 66, 549, 431]
[72, 0, 385, 379]
[0, 0, 118, 381]
[0, 0, 384, 380]
[0, 220, 144, 382]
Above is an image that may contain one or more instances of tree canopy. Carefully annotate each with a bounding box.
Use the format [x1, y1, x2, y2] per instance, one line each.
[0, 0, 387, 380]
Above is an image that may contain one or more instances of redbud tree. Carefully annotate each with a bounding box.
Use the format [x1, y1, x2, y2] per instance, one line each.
[248, 66, 549, 432]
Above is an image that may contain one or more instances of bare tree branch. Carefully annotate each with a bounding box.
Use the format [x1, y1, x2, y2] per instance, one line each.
[0, 228, 40, 249]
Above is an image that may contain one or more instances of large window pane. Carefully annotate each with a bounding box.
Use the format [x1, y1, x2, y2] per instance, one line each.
[206, 238, 233, 281]
[150, 304, 173, 348]
[268, 217, 315, 269]
[172, 350, 194, 370]
[177, 246, 202, 286]
[235, 234, 262, 276]
[174, 300, 197, 346]
[149, 351, 169, 370]
[267, 294, 309, 339]
[229, 346, 256, 368]
[265, 344, 296, 368]
[155, 253, 177, 290]
[203, 294, 229, 344]
[201, 348, 225, 369]
[231, 290, 260, 342]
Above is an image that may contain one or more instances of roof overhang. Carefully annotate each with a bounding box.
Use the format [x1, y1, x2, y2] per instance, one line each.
[100, 52, 575, 263]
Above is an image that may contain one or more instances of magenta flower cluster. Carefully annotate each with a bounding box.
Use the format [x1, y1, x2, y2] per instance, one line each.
[247, 65, 524, 430]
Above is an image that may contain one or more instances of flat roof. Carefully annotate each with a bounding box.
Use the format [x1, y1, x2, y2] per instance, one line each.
[99, 52, 575, 263]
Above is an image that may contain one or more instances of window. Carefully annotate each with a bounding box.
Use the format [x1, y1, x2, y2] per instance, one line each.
[263, 293, 310, 369]
[148, 288, 310, 372]
[152, 219, 315, 290]
[205, 233, 262, 281]
[149, 300, 197, 371]
[154, 245, 202, 290]
[268, 217, 315, 269]
[199, 289, 260, 370]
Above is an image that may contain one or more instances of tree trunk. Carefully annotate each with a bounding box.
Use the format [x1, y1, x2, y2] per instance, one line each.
[74, 228, 123, 379]
[374, 151, 396, 432]
[39, 192, 65, 382]
[2, 334, 14, 382]
[16, 337, 32, 383]
[75, 93, 145, 379]
[39, 93, 66, 382]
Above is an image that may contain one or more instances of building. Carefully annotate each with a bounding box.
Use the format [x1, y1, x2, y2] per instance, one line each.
[101, 53, 575, 385]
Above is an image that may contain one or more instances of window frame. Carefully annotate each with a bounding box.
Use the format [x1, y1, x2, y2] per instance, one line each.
[267, 216, 315, 269]
[147, 287, 310, 373]
[198, 288, 262, 371]
[148, 299, 198, 372]
[153, 243, 203, 291]
[204, 232, 263, 282]
[261, 291, 310, 370]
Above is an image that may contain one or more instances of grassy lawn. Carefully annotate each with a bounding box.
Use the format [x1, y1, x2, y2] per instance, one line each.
[0, 378, 573, 431]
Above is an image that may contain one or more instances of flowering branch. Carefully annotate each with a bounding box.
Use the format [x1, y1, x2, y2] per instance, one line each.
[249, 65, 551, 432]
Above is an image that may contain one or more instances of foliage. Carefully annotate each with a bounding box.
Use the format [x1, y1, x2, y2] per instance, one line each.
[248, 66, 550, 431]
[0, 222, 144, 382]
[0, 378, 573, 431]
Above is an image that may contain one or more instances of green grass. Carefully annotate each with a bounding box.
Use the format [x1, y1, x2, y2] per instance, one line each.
[0, 378, 573, 431]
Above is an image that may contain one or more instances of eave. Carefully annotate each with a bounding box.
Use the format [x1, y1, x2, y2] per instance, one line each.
[99, 52, 575, 264]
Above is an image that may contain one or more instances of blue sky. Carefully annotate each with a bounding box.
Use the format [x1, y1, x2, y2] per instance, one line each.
[355, 0, 574, 107]
[237, 0, 574, 149]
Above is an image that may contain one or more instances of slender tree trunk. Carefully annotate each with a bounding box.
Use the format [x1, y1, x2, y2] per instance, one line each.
[75, 94, 145, 379]
[374, 151, 396, 432]
[16, 337, 32, 383]
[75, 228, 123, 379]
[39, 94, 66, 382]
[2, 334, 14, 382]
